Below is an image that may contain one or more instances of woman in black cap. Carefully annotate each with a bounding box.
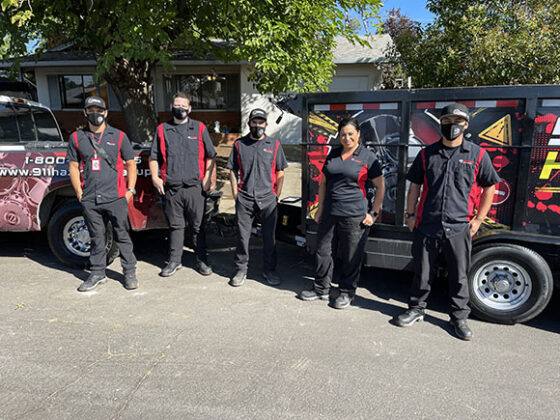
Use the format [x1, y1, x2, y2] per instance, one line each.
[299, 117, 385, 309]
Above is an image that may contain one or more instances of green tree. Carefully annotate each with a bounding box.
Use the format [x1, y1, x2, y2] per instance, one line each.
[385, 0, 560, 88]
[1, 0, 381, 141]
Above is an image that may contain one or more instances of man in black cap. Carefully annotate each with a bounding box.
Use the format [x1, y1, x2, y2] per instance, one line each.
[67, 96, 138, 292]
[149, 92, 217, 277]
[396, 103, 500, 340]
[227, 108, 289, 287]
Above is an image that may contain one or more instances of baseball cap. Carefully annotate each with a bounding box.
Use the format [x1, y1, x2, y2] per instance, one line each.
[440, 103, 470, 122]
[84, 96, 107, 110]
[249, 108, 267, 121]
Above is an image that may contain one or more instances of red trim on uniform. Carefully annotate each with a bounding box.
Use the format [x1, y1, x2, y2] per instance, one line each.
[116, 130, 127, 198]
[235, 141, 244, 192]
[467, 148, 486, 220]
[330, 104, 346, 111]
[271, 139, 280, 194]
[496, 100, 519, 108]
[415, 149, 428, 228]
[358, 164, 368, 198]
[198, 122, 206, 180]
[157, 124, 167, 183]
[72, 131, 79, 149]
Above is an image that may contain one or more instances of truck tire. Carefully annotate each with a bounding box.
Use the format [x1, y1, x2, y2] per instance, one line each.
[47, 200, 119, 268]
[469, 243, 554, 324]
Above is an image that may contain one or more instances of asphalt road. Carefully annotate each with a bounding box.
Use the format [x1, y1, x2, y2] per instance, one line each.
[0, 231, 559, 419]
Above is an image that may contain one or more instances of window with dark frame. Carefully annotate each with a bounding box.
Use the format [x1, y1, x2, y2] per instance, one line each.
[164, 73, 240, 111]
[57, 75, 109, 109]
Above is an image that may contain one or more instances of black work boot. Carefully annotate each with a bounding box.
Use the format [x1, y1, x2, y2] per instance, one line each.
[451, 319, 473, 341]
[123, 271, 139, 290]
[332, 292, 353, 309]
[263, 270, 281, 286]
[160, 261, 182, 277]
[299, 289, 330, 301]
[77, 273, 106, 292]
[196, 260, 213, 276]
[229, 271, 247, 287]
[396, 308, 425, 327]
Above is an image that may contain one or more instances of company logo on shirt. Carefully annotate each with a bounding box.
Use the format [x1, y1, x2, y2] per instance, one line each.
[106, 142, 116, 146]
[350, 157, 363, 164]
[263, 148, 273, 154]
[459, 159, 474, 165]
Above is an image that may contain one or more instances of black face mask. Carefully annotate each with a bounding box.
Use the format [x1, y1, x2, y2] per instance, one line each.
[172, 107, 188, 120]
[441, 123, 465, 140]
[250, 126, 265, 138]
[86, 112, 105, 126]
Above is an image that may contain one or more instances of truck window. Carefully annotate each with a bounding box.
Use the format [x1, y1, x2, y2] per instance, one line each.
[32, 106, 62, 142]
[12, 104, 36, 142]
[0, 103, 20, 143]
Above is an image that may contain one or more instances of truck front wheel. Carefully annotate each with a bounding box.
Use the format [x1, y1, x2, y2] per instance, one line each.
[468, 243, 553, 324]
[47, 201, 119, 268]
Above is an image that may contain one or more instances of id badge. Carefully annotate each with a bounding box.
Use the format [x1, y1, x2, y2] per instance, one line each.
[91, 157, 101, 172]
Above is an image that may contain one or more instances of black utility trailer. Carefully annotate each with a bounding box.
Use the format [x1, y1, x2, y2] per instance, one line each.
[277, 85, 560, 324]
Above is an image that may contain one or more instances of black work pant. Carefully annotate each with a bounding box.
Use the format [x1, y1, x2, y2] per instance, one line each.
[81, 198, 137, 275]
[163, 184, 208, 264]
[234, 198, 277, 273]
[409, 227, 472, 321]
[314, 214, 370, 296]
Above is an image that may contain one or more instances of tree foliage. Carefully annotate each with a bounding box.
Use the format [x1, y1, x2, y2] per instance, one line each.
[384, 0, 560, 88]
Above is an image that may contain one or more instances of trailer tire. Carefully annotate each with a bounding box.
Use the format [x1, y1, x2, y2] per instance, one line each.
[469, 243, 553, 324]
[47, 200, 119, 268]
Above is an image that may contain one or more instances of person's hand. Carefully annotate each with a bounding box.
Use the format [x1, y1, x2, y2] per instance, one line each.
[362, 213, 375, 226]
[125, 191, 134, 203]
[152, 176, 165, 195]
[406, 215, 416, 232]
[469, 218, 483, 237]
[76, 190, 83, 203]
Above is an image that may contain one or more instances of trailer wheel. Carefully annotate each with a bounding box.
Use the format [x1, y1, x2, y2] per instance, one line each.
[469, 243, 553, 324]
[47, 200, 119, 268]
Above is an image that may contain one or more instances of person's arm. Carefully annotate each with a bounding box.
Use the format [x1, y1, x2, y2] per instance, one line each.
[125, 160, 137, 202]
[470, 150, 501, 236]
[405, 183, 422, 231]
[469, 185, 495, 236]
[119, 133, 137, 202]
[275, 170, 285, 198]
[274, 142, 288, 199]
[314, 177, 326, 223]
[365, 175, 385, 225]
[229, 170, 238, 200]
[149, 127, 165, 195]
[404, 151, 425, 231]
[202, 124, 217, 192]
[69, 161, 82, 202]
[203, 158, 215, 192]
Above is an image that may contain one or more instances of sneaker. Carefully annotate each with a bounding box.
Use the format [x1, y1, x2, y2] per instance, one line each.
[77, 273, 106, 292]
[451, 319, 473, 341]
[396, 308, 425, 327]
[123, 272, 138, 290]
[196, 260, 213, 276]
[263, 271, 281, 286]
[229, 271, 247, 287]
[332, 292, 353, 309]
[160, 261, 182, 277]
[299, 289, 330, 301]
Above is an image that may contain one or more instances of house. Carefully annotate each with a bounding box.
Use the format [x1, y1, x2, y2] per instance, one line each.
[0, 35, 392, 144]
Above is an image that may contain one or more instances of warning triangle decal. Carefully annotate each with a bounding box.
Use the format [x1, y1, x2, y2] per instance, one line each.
[479, 114, 512, 146]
